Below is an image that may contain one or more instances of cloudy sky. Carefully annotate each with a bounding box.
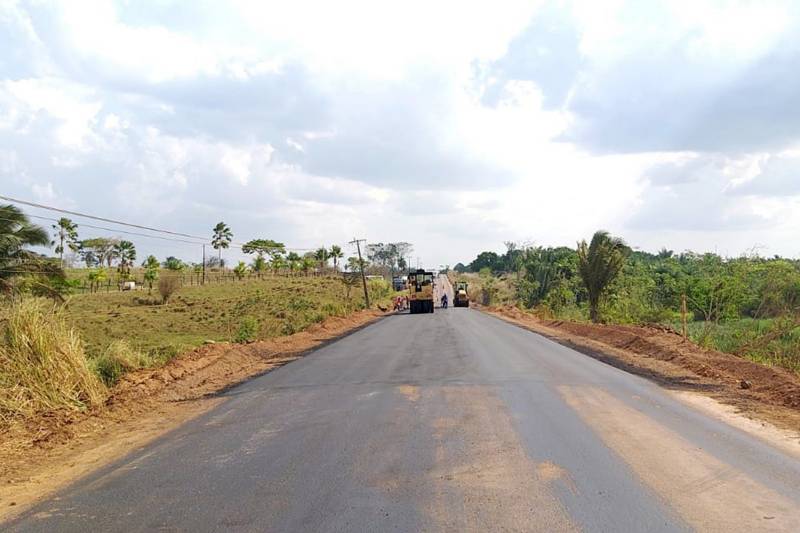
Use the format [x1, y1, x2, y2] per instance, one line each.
[2, 0, 799, 267]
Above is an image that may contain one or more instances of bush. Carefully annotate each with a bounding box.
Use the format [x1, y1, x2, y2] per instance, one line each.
[235, 317, 259, 343]
[158, 275, 181, 304]
[0, 300, 106, 421]
[367, 278, 391, 301]
[90, 340, 149, 385]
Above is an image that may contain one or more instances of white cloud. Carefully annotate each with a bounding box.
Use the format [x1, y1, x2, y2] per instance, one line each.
[1, 0, 800, 266]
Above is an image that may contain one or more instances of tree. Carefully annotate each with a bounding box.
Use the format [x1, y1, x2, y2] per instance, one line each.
[286, 252, 301, 275]
[301, 255, 316, 275]
[314, 247, 329, 270]
[51, 217, 79, 267]
[346, 256, 366, 272]
[366, 242, 412, 274]
[233, 261, 248, 280]
[211, 221, 233, 265]
[0, 204, 51, 294]
[86, 268, 107, 293]
[80, 237, 118, 268]
[114, 240, 136, 280]
[270, 255, 287, 275]
[251, 255, 267, 278]
[242, 239, 285, 262]
[577, 230, 630, 322]
[143, 255, 159, 293]
[329, 245, 344, 271]
[468, 251, 501, 273]
[163, 256, 185, 271]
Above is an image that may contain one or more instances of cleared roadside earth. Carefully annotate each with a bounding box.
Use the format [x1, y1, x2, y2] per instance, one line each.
[6, 305, 800, 531]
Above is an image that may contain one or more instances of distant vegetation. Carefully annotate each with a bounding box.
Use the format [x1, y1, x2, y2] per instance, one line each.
[457, 232, 800, 373]
[0, 203, 402, 422]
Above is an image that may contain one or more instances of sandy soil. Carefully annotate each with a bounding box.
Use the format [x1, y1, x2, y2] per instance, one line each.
[0, 308, 387, 521]
[483, 305, 800, 438]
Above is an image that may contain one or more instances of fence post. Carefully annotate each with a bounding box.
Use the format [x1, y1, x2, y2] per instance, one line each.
[681, 294, 688, 339]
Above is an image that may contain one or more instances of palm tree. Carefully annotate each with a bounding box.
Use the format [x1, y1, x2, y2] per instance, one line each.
[143, 255, 159, 293]
[314, 247, 329, 270]
[211, 222, 233, 265]
[286, 252, 301, 276]
[329, 245, 343, 271]
[0, 204, 50, 292]
[577, 230, 630, 323]
[251, 256, 267, 278]
[51, 217, 79, 267]
[233, 261, 248, 280]
[301, 255, 316, 276]
[114, 240, 137, 280]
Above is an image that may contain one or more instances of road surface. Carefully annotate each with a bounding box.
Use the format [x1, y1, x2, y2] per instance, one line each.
[7, 283, 800, 531]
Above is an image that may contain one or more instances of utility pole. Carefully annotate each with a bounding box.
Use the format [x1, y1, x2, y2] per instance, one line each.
[350, 238, 370, 309]
[202, 244, 206, 285]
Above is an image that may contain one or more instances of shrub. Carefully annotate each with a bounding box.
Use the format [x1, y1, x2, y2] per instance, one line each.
[158, 275, 181, 304]
[235, 317, 259, 343]
[0, 300, 106, 421]
[90, 340, 149, 385]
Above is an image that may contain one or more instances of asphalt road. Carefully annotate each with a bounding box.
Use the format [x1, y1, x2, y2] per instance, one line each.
[8, 280, 800, 531]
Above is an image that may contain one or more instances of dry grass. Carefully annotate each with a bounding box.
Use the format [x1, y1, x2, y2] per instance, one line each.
[0, 300, 106, 422]
[90, 340, 151, 385]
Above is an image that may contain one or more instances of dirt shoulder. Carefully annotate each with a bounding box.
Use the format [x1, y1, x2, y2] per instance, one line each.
[0, 308, 388, 521]
[482, 305, 800, 437]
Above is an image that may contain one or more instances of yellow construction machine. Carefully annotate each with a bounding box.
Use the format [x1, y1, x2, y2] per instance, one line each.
[408, 269, 434, 314]
[454, 281, 469, 307]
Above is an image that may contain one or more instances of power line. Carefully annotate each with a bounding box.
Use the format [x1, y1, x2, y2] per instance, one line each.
[4, 214, 209, 246]
[1, 195, 348, 254]
[0, 194, 209, 241]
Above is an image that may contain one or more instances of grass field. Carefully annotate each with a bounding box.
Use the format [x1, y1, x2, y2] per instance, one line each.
[0, 275, 395, 419]
[678, 318, 800, 374]
[63, 276, 393, 360]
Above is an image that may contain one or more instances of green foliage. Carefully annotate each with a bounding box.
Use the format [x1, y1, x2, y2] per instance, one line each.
[211, 221, 233, 260]
[163, 256, 186, 271]
[314, 246, 329, 268]
[233, 260, 248, 280]
[242, 239, 285, 259]
[367, 278, 391, 303]
[0, 204, 51, 294]
[235, 317, 259, 343]
[251, 255, 268, 277]
[516, 246, 578, 310]
[143, 255, 159, 291]
[51, 217, 79, 263]
[86, 268, 107, 292]
[365, 242, 412, 273]
[577, 231, 630, 322]
[114, 240, 136, 280]
[80, 237, 118, 268]
[329, 245, 343, 270]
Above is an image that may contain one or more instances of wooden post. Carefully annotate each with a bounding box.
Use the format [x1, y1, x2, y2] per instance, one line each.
[681, 293, 688, 339]
[202, 244, 206, 285]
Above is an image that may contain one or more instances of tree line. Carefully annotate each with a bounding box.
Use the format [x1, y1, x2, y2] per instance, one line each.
[457, 231, 800, 325]
[1, 203, 413, 300]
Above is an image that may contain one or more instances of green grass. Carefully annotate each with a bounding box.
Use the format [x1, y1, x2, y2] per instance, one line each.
[674, 318, 800, 374]
[62, 275, 394, 360]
